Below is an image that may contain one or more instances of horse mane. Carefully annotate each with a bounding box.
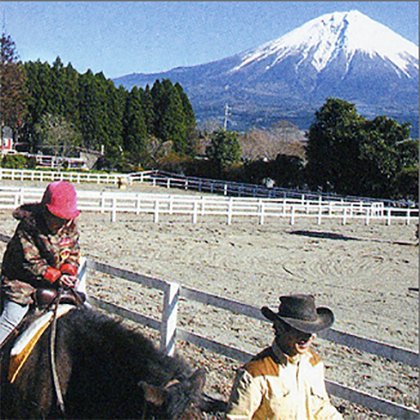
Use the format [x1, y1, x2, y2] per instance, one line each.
[2, 306, 204, 419]
[63, 307, 193, 384]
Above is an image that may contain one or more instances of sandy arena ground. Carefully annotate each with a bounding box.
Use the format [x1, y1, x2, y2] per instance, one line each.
[0, 180, 418, 418]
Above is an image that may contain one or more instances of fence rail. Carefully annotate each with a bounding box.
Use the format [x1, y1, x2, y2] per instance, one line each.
[129, 170, 415, 207]
[0, 167, 131, 185]
[85, 259, 418, 419]
[0, 168, 416, 208]
[0, 186, 417, 226]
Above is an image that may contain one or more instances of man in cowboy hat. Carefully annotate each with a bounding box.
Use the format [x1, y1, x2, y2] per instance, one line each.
[225, 294, 342, 419]
[0, 181, 82, 348]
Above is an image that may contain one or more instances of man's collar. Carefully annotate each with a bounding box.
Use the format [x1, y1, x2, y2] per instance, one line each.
[271, 340, 307, 364]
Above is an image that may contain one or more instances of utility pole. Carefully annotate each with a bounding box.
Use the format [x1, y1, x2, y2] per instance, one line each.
[223, 104, 231, 131]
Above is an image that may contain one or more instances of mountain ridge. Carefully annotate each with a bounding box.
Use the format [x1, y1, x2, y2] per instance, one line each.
[113, 10, 419, 136]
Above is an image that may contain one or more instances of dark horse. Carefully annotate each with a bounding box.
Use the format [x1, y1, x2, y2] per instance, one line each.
[0, 306, 206, 419]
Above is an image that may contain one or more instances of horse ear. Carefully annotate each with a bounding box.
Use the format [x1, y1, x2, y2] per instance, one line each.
[189, 368, 206, 393]
[139, 381, 165, 407]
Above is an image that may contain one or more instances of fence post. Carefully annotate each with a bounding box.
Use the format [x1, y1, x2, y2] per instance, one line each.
[160, 282, 180, 356]
[14, 190, 19, 207]
[342, 208, 347, 225]
[169, 196, 174, 214]
[386, 208, 391, 226]
[201, 196, 206, 216]
[227, 197, 233, 225]
[259, 199, 265, 225]
[154, 200, 160, 223]
[136, 194, 141, 215]
[111, 197, 117, 222]
[100, 192, 106, 214]
[406, 209, 411, 225]
[290, 206, 295, 225]
[317, 201, 322, 225]
[192, 200, 198, 224]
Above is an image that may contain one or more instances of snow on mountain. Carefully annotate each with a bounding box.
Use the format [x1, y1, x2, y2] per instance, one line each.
[231, 10, 418, 77]
[113, 10, 419, 135]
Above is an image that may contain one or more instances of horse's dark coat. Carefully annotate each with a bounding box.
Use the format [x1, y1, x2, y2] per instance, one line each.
[0, 306, 205, 419]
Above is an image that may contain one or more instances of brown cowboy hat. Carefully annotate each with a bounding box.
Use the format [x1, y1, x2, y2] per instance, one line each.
[261, 294, 334, 333]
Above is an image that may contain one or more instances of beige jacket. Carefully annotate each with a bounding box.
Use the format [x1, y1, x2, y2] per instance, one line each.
[226, 342, 342, 420]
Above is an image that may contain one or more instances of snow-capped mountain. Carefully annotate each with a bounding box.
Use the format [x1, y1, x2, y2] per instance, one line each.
[231, 10, 418, 77]
[113, 10, 419, 135]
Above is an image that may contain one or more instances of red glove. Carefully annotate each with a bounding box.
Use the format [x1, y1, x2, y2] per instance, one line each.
[44, 267, 62, 283]
[60, 263, 78, 276]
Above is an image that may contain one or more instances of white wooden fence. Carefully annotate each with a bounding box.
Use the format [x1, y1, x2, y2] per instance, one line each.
[129, 170, 409, 207]
[0, 186, 417, 226]
[0, 168, 414, 209]
[85, 259, 418, 419]
[0, 168, 127, 185]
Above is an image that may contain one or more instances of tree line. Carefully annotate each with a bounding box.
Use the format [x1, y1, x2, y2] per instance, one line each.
[24, 59, 197, 170]
[1, 32, 418, 202]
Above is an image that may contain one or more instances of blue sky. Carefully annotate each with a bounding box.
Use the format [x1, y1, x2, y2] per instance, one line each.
[1, 1, 418, 79]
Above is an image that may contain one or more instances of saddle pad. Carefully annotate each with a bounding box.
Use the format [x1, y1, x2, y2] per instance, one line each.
[8, 304, 75, 383]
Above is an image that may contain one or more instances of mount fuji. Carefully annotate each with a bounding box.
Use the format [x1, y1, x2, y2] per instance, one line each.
[113, 10, 419, 135]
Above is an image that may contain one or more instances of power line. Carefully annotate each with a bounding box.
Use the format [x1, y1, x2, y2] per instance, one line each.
[223, 104, 231, 131]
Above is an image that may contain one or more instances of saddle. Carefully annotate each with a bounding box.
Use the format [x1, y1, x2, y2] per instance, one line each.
[33, 287, 86, 309]
[1, 288, 86, 383]
[8, 304, 75, 383]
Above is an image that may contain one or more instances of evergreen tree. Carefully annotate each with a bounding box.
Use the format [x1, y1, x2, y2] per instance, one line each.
[358, 116, 417, 198]
[142, 84, 155, 135]
[151, 79, 194, 155]
[306, 98, 418, 199]
[22, 60, 47, 151]
[206, 129, 242, 176]
[77, 69, 108, 151]
[305, 98, 363, 193]
[174, 82, 198, 156]
[60, 61, 81, 128]
[0, 32, 28, 140]
[21, 57, 198, 170]
[123, 86, 148, 166]
[103, 81, 125, 168]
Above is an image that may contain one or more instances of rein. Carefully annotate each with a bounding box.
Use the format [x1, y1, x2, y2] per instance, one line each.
[50, 288, 65, 414]
[49, 287, 84, 415]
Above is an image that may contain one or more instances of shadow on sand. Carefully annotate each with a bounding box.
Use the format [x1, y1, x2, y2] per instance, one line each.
[289, 230, 417, 246]
[289, 230, 363, 242]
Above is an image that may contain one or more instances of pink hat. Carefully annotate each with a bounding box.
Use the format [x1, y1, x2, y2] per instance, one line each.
[41, 181, 80, 220]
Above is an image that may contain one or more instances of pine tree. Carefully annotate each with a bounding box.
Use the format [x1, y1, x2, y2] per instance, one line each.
[77, 70, 108, 151]
[0, 32, 28, 141]
[151, 79, 193, 155]
[123, 86, 148, 166]
[174, 82, 198, 156]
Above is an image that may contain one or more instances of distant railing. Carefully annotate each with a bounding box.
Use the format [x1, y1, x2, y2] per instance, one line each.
[0, 186, 417, 225]
[0, 168, 416, 208]
[129, 170, 414, 208]
[0, 167, 139, 185]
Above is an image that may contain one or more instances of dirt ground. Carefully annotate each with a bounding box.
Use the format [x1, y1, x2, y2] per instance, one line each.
[0, 180, 418, 418]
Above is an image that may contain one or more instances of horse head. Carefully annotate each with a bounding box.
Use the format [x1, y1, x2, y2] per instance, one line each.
[140, 368, 206, 420]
